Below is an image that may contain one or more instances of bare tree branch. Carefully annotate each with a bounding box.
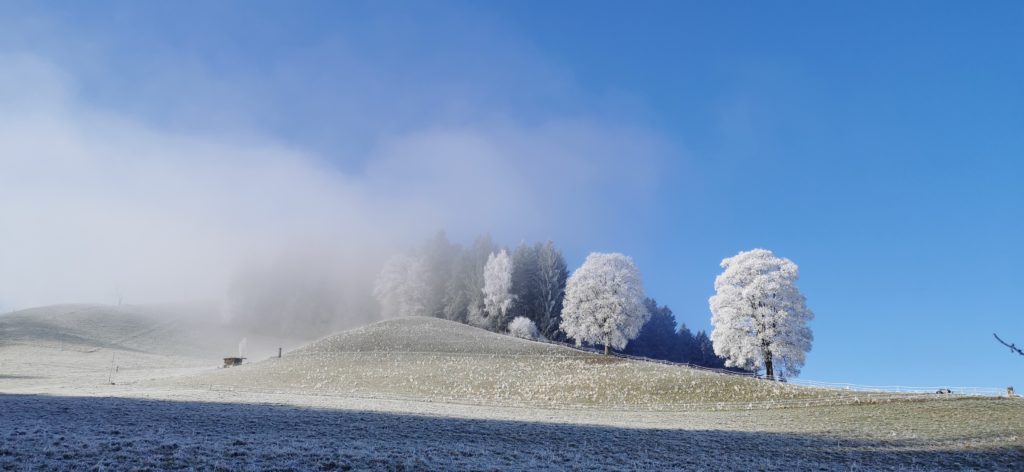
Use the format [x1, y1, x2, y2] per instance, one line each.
[994, 333, 1024, 357]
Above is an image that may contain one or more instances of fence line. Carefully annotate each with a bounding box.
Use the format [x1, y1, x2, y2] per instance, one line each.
[194, 383, 1015, 412]
[537, 338, 1011, 397]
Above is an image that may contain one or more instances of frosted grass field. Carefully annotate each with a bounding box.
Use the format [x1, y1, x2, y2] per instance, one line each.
[2, 305, 1023, 470]
[163, 317, 933, 410]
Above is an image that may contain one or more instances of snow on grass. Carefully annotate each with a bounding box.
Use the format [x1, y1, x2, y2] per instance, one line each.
[3, 308, 1023, 470]
[2, 393, 1022, 471]
[0, 304, 300, 360]
[159, 317, 933, 410]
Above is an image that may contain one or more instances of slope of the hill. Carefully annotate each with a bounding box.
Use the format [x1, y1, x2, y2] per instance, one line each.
[164, 317, 893, 409]
[0, 304, 299, 358]
[293, 316, 589, 356]
[5, 308, 1022, 470]
[0, 304, 302, 389]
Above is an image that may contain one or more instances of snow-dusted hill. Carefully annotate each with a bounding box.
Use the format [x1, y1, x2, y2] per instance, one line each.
[0, 309, 976, 409]
[294, 316, 584, 355]
[163, 316, 886, 409]
[0, 304, 303, 389]
[3, 307, 1022, 469]
[0, 304, 299, 358]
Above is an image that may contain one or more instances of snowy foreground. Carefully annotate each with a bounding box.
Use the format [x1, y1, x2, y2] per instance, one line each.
[4, 391, 1022, 471]
[2, 305, 1023, 470]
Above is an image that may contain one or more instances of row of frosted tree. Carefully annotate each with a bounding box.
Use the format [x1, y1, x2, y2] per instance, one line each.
[373, 232, 738, 370]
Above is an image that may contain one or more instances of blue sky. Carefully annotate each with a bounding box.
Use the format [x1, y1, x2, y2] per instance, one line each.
[1, 1, 1021, 388]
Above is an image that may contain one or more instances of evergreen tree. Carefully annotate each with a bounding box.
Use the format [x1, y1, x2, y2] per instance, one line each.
[693, 330, 727, 369]
[442, 234, 496, 323]
[534, 241, 568, 340]
[417, 231, 459, 318]
[624, 298, 678, 361]
[508, 243, 543, 326]
[674, 323, 699, 364]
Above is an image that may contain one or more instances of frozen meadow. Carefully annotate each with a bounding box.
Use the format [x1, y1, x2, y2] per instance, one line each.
[2, 305, 1022, 470]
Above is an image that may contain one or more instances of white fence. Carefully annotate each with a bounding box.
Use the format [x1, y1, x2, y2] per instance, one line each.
[785, 379, 1008, 397]
[550, 339, 1013, 397]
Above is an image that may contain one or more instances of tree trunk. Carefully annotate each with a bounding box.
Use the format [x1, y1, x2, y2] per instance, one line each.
[763, 349, 774, 380]
[604, 336, 610, 355]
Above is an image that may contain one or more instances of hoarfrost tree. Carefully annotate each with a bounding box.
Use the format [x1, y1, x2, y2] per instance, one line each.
[560, 253, 648, 354]
[507, 316, 541, 340]
[709, 249, 814, 380]
[478, 249, 515, 331]
[373, 252, 430, 318]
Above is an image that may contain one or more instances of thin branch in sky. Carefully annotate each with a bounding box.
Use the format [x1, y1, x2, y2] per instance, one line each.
[994, 333, 1024, 357]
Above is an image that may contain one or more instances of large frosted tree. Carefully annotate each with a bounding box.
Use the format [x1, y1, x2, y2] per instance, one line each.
[560, 253, 648, 354]
[709, 249, 814, 380]
[478, 249, 515, 331]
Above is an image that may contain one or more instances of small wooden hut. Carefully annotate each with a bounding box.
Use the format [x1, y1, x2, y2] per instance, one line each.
[223, 357, 245, 368]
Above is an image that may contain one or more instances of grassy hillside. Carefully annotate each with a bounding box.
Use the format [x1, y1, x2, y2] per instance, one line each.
[166, 317, 908, 409]
[3, 306, 1022, 469]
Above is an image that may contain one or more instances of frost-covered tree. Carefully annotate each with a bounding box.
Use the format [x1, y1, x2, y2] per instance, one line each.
[478, 250, 515, 331]
[507, 316, 541, 340]
[466, 235, 499, 323]
[560, 253, 648, 354]
[373, 252, 430, 318]
[709, 249, 814, 380]
[535, 241, 568, 340]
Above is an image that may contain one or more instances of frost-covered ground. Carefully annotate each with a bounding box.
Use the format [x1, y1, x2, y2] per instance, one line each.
[3, 392, 1022, 470]
[158, 317, 947, 410]
[2, 306, 1023, 470]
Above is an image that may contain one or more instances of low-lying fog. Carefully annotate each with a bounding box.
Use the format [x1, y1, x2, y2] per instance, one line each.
[0, 51, 668, 338]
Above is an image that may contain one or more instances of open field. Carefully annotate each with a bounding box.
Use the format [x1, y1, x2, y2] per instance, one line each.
[2, 305, 1023, 470]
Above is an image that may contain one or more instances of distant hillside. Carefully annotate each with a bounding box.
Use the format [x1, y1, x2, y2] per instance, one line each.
[0, 304, 299, 360]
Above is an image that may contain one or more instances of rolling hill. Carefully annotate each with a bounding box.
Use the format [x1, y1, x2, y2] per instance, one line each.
[3, 304, 1022, 470]
[0, 304, 300, 388]
[163, 316, 901, 409]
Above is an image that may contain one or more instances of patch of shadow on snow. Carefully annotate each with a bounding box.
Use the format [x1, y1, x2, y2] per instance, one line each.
[1, 393, 1020, 471]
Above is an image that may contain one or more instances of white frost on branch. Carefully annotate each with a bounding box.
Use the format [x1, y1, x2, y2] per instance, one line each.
[560, 252, 648, 353]
[480, 249, 515, 331]
[709, 248, 814, 380]
[507, 316, 541, 340]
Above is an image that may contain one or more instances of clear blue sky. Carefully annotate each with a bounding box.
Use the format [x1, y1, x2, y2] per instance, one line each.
[1, 1, 1021, 388]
